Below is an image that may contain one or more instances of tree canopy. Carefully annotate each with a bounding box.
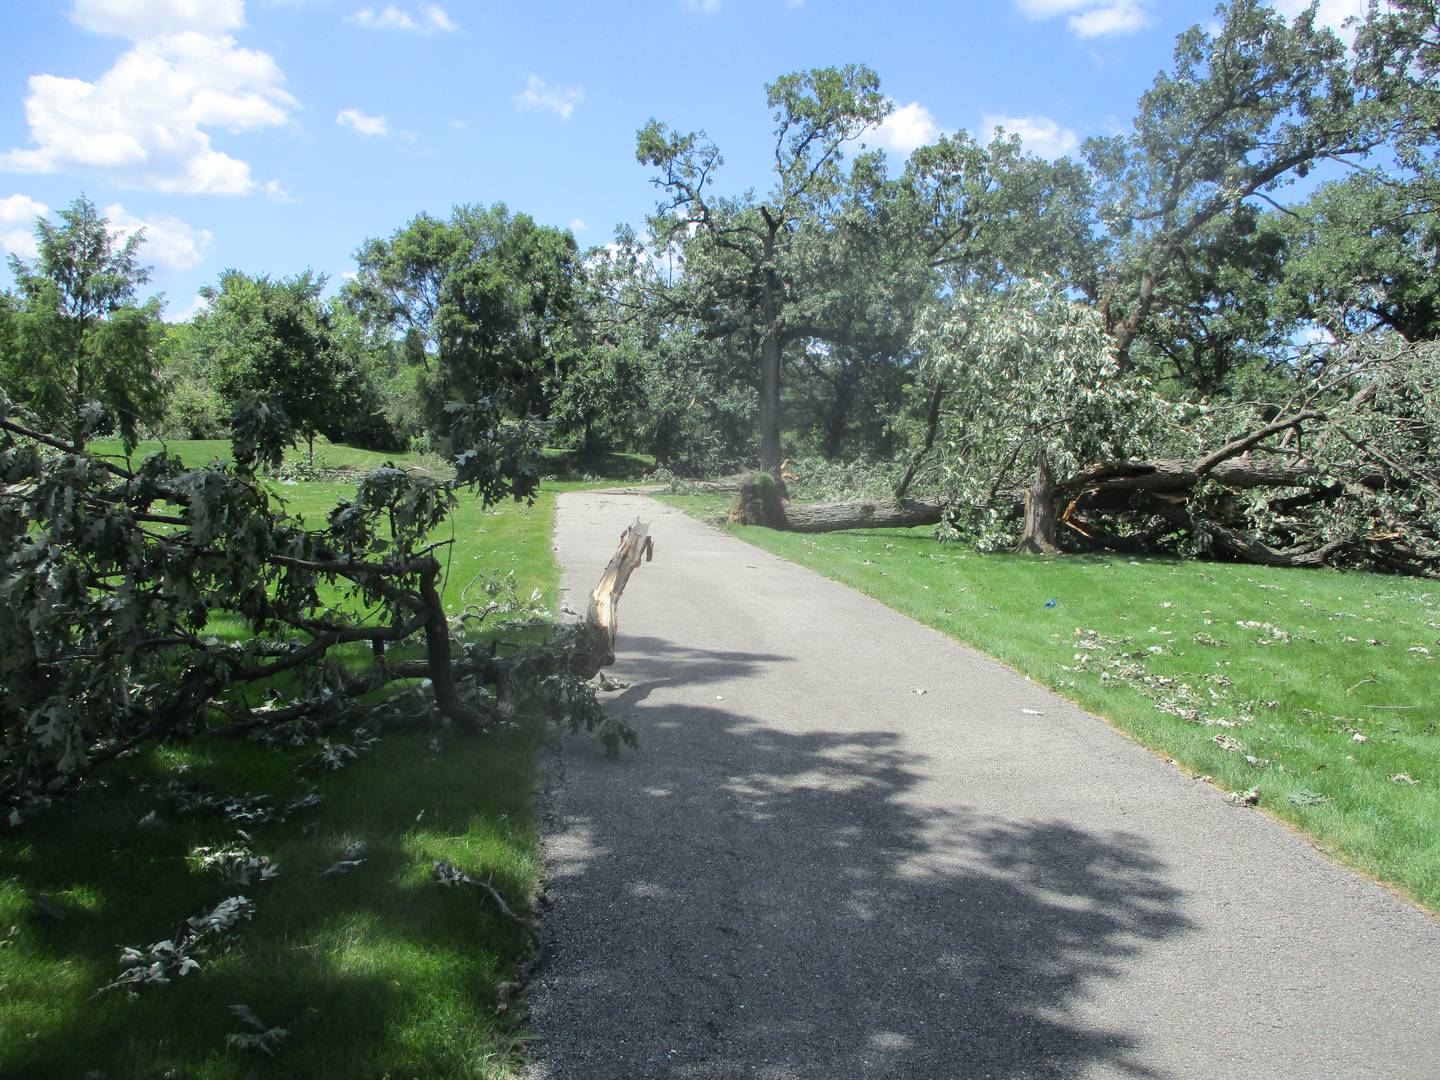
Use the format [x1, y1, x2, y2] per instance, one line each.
[4, 195, 161, 450]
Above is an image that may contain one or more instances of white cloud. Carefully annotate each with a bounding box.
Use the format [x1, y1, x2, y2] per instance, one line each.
[1270, 0, 1366, 42]
[336, 108, 391, 137]
[71, 0, 246, 38]
[103, 202, 212, 271]
[875, 100, 942, 154]
[348, 4, 457, 33]
[1, 31, 296, 195]
[1015, 0, 1151, 37]
[569, 218, 590, 232]
[0, 193, 49, 260]
[982, 113, 1080, 159]
[514, 76, 584, 120]
[263, 178, 296, 203]
[684, 0, 723, 11]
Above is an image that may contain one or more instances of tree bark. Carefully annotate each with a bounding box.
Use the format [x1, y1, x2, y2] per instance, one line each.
[575, 518, 654, 674]
[758, 211, 783, 477]
[779, 498, 945, 533]
[893, 381, 945, 501]
[1015, 451, 1061, 554]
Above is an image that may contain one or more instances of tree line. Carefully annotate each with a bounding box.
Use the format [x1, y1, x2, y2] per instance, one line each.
[3, 0, 1437, 571]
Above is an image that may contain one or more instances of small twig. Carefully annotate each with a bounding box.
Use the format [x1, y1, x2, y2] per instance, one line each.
[432, 859, 537, 943]
[1346, 677, 1379, 694]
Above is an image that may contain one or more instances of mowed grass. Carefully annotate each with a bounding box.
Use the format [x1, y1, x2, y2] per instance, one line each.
[660, 495, 1440, 913]
[88, 434, 439, 476]
[88, 436, 656, 483]
[0, 470, 570, 1077]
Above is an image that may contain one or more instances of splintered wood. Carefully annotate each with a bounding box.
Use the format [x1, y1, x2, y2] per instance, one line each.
[585, 518, 653, 667]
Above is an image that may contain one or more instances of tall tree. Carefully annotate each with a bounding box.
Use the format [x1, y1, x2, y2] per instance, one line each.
[5, 195, 161, 450]
[348, 203, 582, 440]
[1087, 0, 1381, 370]
[638, 65, 891, 474]
[195, 270, 338, 463]
[1273, 173, 1440, 342]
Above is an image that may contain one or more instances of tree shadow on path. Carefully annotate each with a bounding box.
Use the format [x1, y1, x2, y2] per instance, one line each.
[529, 637, 1196, 1080]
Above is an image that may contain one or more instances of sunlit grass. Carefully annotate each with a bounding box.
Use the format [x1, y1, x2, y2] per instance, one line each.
[88, 433, 432, 473]
[659, 495, 1440, 913]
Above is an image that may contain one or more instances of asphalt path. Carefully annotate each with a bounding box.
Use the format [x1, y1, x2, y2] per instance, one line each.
[524, 490, 1440, 1080]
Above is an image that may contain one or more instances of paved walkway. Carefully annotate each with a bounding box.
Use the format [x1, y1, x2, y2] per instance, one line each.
[524, 491, 1440, 1080]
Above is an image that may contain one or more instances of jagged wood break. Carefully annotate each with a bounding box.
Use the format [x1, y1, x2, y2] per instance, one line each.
[580, 518, 654, 673]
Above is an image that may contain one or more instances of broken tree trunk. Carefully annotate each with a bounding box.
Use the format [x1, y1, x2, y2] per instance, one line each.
[780, 498, 946, 533]
[1015, 451, 1061, 555]
[574, 518, 654, 675]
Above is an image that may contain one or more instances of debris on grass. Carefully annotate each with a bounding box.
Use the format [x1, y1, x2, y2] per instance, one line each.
[1392, 773, 1420, 785]
[105, 896, 255, 993]
[1289, 789, 1332, 806]
[321, 840, 367, 877]
[1236, 620, 1292, 644]
[433, 859, 535, 942]
[225, 1004, 289, 1056]
[301, 728, 379, 773]
[1227, 788, 1261, 807]
[165, 782, 322, 825]
[193, 838, 279, 886]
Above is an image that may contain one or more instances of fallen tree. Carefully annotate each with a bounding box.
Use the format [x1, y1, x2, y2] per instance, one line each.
[1, 396, 650, 809]
[732, 285, 1439, 575]
[728, 475, 945, 533]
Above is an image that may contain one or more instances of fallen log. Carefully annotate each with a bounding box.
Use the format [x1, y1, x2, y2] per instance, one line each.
[779, 498, 946, 533]
[1056, 457, 1320, 499]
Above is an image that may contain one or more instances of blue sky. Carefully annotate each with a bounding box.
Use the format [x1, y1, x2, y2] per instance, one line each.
[0, 0, 1361, 319]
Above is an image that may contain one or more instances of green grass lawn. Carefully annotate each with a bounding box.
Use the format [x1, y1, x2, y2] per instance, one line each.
[0, 474, 570, 1077]
[88, 434, 435, 474]
[87, 437, 657, 484]
[660, 495, 1440, 914]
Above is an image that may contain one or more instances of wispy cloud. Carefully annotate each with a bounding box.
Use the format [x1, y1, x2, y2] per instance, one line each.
[514, 76, 585, 120]
[569, 218, 590, 232]
[1014, 0, 1151, 38]
[684, 0, 723, 12]
[981, 113, 1080, 159]
[336, 107, 391, 137]
[71, 0, 245, 37]
[0, 193, 48, 260]
[348, 4, 457, 34]
[103, 202, 213, 271]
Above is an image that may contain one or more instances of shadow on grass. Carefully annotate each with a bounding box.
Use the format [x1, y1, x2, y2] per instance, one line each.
[529, 636, 1193, 1079]
[1, 720, 545, 1078]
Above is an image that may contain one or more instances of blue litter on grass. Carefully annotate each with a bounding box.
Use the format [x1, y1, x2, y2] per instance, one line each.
[1044, 599, 1058, 608]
